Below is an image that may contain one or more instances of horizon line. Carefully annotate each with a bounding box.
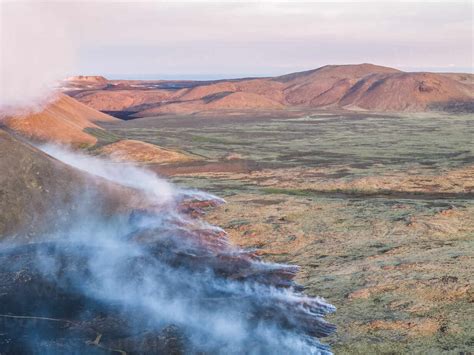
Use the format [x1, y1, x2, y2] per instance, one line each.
[80, 64, 474, 81]
[75, 65, 473, 81]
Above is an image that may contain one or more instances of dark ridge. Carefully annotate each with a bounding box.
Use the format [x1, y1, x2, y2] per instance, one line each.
[102, 110, 140, 120]
[339, 77, 368, 101]
[262, 188, 474, 201]
[428, 101, 474, 113]
[151, 159, 276, 176]
[367, 77, 388, 91]
[201, 91, 234, 104]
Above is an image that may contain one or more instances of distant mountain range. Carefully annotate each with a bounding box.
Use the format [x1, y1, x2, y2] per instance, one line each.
[63, 64, 473, 117]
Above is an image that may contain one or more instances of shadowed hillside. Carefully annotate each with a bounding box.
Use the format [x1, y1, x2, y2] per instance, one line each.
[0, 129, 141, 239]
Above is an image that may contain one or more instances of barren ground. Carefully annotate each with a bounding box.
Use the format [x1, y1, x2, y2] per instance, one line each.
[98, 111, 474, 354]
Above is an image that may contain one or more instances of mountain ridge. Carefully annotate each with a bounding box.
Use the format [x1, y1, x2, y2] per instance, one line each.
[63, 63, 474, 116]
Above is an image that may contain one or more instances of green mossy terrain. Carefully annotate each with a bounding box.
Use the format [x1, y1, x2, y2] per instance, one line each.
[99, 112, 474, 354]
[102, 112, 473, 175]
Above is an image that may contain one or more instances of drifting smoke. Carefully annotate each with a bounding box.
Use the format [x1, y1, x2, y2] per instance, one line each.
[0, 2, 76, 113]
[0, 145, 336, 354]
[41, 144, 176, 205]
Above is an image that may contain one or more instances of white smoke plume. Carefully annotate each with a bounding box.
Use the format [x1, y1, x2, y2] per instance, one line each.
[0, 2, 76, 113]
[0, 145, 336, 354]
[41, 144, 176, 204]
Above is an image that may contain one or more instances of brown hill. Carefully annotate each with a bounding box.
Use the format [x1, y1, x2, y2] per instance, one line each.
[339, 72, 473, 111]
[179, 82, 238, 101]
[64, 64, 473, 116]
[73, 89, 185, 112]
[138, 91, 285, 116]
[277, 63, 401, 106]
[1, 92, 196, 165]
[0, 129, 141, 240]
[2, 93, 117, 146]
[273, 64, 472, 111]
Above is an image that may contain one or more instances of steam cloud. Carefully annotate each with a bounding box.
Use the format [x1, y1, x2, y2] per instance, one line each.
[0, 145, 336, 354]
[0, 2, 76, 113]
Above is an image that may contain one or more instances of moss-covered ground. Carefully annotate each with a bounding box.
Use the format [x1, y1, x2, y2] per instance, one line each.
[99, 111, 474, 354]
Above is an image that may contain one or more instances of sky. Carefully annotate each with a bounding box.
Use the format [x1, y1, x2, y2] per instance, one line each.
[1, 0, 473, 85]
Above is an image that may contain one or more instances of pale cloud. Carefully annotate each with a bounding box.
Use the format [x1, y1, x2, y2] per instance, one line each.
[0, 1, 77, 110]
[1, 0, 472, 88]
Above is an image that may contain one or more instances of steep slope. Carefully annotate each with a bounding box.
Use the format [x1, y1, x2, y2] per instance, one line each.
[73, 89, 185, 112]
[2, 93, 117, 146]
[0, 129, 140, 239]
[440, 73, 474, 88]
[137, 91, 284, 116]
[339, 72, 473, 111]
[277, 63, 400, 106]
[179, 81, 238, 101]
[1, 92, 195, 164]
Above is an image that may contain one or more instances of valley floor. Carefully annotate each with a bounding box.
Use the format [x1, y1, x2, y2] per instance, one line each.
[99, 111, 474, 354]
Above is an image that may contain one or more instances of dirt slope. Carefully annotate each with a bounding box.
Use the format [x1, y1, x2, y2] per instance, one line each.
[338, 72, 473, 111]
[277, 63, 400, 105]
[1, 92, 196, 165]
[0, 129, 141, 240]
[138, 91, 285, 116]
[2, 93, 117, 146]
[73, 89, 185, 112]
